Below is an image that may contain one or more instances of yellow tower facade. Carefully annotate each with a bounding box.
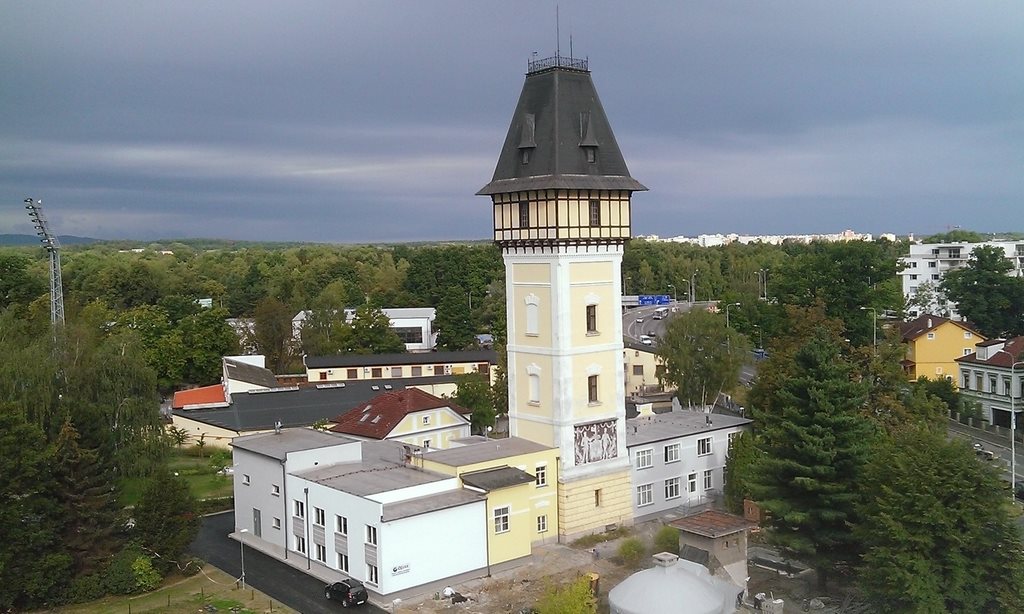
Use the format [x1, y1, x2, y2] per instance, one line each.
[478, 56, 646, 539]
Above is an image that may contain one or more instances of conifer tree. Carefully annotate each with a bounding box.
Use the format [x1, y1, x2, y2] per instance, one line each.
[750, 333, 876, 586]
[132, 470, 199, 574]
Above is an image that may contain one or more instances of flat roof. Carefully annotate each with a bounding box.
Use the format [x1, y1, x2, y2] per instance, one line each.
[669, 510, 754, 538]
[382, 489, 484, 522]
[231, 429, 355, 460]
[460, 466, 536, 491]
[625, 411, 751, 447]
[421, 436, 553, 467]
[305, 349, 496, 369]
[296, 457, 451, 497]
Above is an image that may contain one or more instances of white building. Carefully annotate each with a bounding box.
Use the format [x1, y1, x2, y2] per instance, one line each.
[900, 241, 1024, 319]
[956, 336, 1024, 429]
[625, 411, 752, 523]
[293, 307, 437, 353]
[231, 429, 487, 599]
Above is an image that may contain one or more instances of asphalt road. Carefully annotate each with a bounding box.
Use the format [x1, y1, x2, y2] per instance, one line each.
[190, 511, 385, 613]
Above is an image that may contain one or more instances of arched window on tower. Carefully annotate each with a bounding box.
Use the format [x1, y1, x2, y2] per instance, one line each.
[525, 293, 540, 336]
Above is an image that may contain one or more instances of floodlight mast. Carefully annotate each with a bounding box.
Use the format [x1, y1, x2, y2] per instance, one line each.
[24, 198, 65, 329]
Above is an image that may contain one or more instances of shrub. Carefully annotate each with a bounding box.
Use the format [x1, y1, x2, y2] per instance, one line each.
[536, 576, 596, 614]
[180, 557, 205, 577]
[105, 548, 143, 595]
[617, 538, 645, 566]
[196, 496, 234, 515]
[66, 574, 106, 603]
[132, 555, 162, 592]
[653, 525, 679, 555]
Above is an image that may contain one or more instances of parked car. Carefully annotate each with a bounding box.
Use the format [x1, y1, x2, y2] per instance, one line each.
[326, 579, 368, 608]
[1016, 481, 1024, 501]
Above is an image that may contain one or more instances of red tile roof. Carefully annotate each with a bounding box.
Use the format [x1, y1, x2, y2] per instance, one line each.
[172, 384, 227, 409]
[329, 388, 472, 440]
[956, 336, 1024, 368]
[668, 509, 755, 538]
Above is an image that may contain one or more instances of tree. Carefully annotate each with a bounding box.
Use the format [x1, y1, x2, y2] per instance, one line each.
[0, 405, 71, 610]
[536, 575, 597, 614]
[750, 333, 877, 587]
[452, 373, 496, 432]
[178, 306, 238, 384]
[435, 286, 476, 350]
[941, 245, 1024, 337]
[300, 307, 352, 356]
[657, 309, 751, 408]
[722, 431, 760, 514]
[347, 303, 404, 354]
[132, 470, 199, 574]
[0, 252, 46, 309]
[904, 280, 949, 317]
[856, 426, 1024, 612]
[252, 296, 296, 372]
[53, 418, 124, 576]
[166, 425, 190, 447]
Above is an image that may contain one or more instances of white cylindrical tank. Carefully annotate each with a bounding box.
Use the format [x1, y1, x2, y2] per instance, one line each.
[608, 552, 740, 614]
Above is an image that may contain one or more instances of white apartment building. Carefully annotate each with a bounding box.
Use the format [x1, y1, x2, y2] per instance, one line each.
[901, 241, 1024, 319]
[625, 411, 752, 523]
[956, 336, 1024, 429]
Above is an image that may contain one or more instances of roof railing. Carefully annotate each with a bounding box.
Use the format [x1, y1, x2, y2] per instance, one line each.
[528, 54, 588, 74]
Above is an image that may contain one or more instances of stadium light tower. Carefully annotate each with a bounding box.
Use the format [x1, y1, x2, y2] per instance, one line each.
[24, 198, 65, 329]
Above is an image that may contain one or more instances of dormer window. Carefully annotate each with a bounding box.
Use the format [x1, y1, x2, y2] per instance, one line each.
[585, 148, 596, 163]
[521, 149, 530, 164]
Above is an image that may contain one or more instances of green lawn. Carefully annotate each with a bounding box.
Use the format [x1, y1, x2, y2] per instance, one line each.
[119, 449, 232, 506]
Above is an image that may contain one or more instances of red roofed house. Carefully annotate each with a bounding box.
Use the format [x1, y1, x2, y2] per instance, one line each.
[956, 336, 1024, 429]
[329, 388, 473, 450]
[898, 314, 984, 383]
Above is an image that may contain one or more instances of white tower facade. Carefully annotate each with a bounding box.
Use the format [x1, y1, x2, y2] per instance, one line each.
[479, 56, 646, 538]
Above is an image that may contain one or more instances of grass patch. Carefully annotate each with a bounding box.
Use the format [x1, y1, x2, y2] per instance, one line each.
[47, 566, 296, 614]
[571, 526, 631, 549]
[118, 450, 232, 506]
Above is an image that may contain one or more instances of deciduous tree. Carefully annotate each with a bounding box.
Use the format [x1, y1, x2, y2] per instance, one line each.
[347, 303, 404, 354]
[941, 245, 1024, 337]
[657, 309, 751, 409]
[452, 373, 496, 432]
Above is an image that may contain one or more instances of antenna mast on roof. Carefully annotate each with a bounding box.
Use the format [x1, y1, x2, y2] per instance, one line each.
[556, 5, 560, 58]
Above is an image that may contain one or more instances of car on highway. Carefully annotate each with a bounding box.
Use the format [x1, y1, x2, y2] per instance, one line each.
[640, 335, 653, 345]
[326, 579, 369, 608]
[635, 315, 645, 323]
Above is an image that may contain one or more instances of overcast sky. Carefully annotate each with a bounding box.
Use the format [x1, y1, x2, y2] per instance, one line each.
[2, 1, 1021, 243]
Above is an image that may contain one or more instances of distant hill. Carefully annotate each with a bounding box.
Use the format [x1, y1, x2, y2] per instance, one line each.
[0, 234, 101, 246]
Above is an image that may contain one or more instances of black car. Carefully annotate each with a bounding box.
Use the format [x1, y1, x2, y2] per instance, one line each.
[325, 579, 368, 608]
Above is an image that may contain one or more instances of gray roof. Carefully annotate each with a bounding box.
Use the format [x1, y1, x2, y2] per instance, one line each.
[296, 454, 451, 497]
[172, 374, 461, 432]
[625, 411, 752, 447]
[231, 429, 355, 460]
[460, 466, 536, 492]
[382, 489, 484, 522]
[224, 358, 278, 388]
[478, 64, 646, 196]
[305, 349, 496, 369]
[422, 436, 553, 467]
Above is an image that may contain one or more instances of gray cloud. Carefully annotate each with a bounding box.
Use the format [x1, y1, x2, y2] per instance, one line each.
[1, 1, 1021, 242]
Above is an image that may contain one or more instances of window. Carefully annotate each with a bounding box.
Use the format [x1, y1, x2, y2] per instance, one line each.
[365, 525, 378, 546]
[964, 348, 972, 356]
[935, 367, 944, 375]
[989, 375, 997, 392]
[976, 374, 983, 390]
[589, 200, 601, 226]
[586, 304, 598, 334]
[963, 371, 971, 388]
[411, 366, 423, 376]
[665, 477, 681, 500]
[367, 564, 379, 586]
[294, 500, 305, 519]
[371, 367, 382, 378]
[243, 474, 251, 485]
[965, 331, 973, 339]
[295, 535, 306, 554]
[423, 439, 431, 449]
[314, 507, 325, 527]
[728, 432, 740, 447]
[422, 415, 431, 425]
[927, 332, 935, 340]
[518, 202, 530, 228]
[929, 261, 937, 267]
[664, 443, 680, 464]
[347, 368, 358, 379]
[585, 148, 597, 163]
[931, 274, 940, 280]
[910, 274, 918, 280]
[635, 448, 653, 469]
[633, 364, 644, 376]
[319, 371, 328, 381]
[315, 543, 326, 563]
[528, 373, 540, 404]
[637, 483, 653, 507]
[704, 470, 713, 490]
[588, 375, 599, 404]
[337, 553, 349, 572]
[535, 465, 547, 487]
[525, 296, 540, 336]
[395, 327, 424, 344]
[391, 367, 402, 378]
[478, 363, 490, 375]
[271, 484, 280, 496]
[273, 517, 281, 530]
[537, 515, 548, 533]
[688, 473, 697, 493]
[494, 506, 510, 533]
[336, 515, 348, 535]
[521, 149, 530, 164]
[697, 437, 712, 456]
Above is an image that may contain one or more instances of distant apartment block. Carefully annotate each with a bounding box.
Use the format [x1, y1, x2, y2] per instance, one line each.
[639, 229, 875, 247]
[901, 241, 1024, 319]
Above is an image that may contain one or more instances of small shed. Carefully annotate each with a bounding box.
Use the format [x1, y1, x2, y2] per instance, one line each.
[608, 552, 740, 614]
[670, 510, 755, 590]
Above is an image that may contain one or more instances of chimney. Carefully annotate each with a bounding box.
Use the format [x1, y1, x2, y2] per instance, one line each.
[652, 552, 679, 570]
[927, 317, 933, 328]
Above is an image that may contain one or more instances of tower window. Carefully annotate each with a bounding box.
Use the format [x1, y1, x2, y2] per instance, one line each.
[586, 148, 596, 163]
[518, 202, 530, 228]
[528, 373, 540, 405]
[589, 200, 601, 226]
[586, 304, 598, 334]
[588, 375, 599, 404]
[521, 149, 530, 164]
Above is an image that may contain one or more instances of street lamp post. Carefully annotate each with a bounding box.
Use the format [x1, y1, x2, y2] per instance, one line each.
[860, 307, 877, 349]
[1012, 360, 1024, 499]
[668, 284, 676, 303]
[690, 270, 699, 303]
[757, 269, 769, 301]
[239, 528, 248, 590]
[725, 302, 741, 328]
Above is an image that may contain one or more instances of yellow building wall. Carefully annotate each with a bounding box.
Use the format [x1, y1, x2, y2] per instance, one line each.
[558, 468, 633, 539]
[421, 446, 560, 561]
[307, 359, 494, 384]
[906, 322, 983, 384]
[623, 347, 668, 395]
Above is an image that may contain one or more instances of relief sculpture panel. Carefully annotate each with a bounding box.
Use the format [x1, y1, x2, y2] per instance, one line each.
[574, 420, 617, 465]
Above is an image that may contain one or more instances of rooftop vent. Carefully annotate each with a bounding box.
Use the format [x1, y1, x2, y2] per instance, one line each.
[315, 382, 346, 390]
